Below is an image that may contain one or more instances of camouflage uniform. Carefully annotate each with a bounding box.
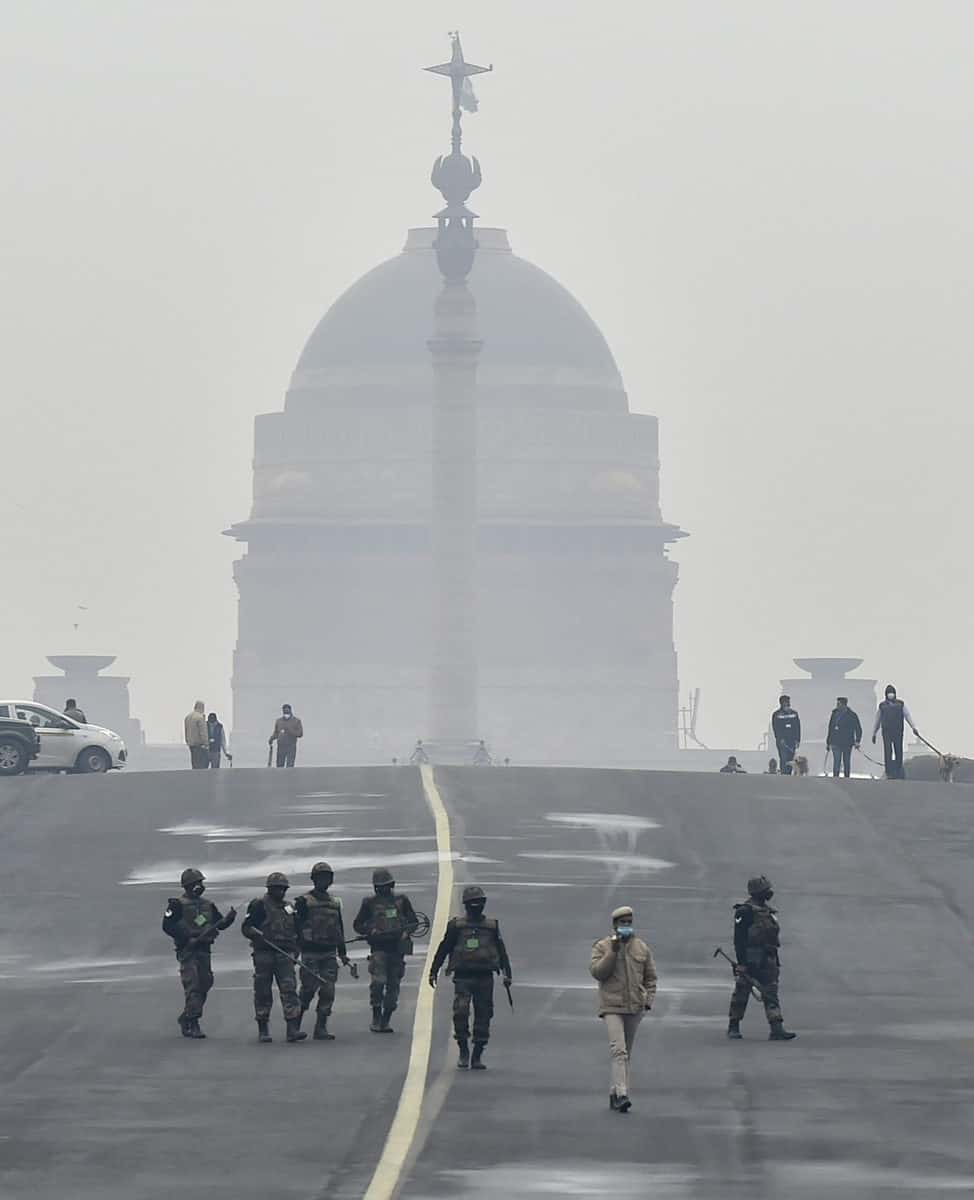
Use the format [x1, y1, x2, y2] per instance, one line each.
[353, 870, 419, 1032]
[295, 876, 346, 1030]
[243, 893, 302, 1021]
[728, 876, 793, 1037]
[162, 869, 235, 1037]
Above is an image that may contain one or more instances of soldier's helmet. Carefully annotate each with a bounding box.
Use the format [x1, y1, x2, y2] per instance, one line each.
[747, 875, 773, 897]
[372, 867, 395, 888]
[180, 867, 205, 888]
[310, 862, 333, 879]
[462, 885, 486, 904]
[266, 872, 290, 889]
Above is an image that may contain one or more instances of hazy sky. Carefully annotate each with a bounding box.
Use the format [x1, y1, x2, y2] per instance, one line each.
[3, 1, 971, 752]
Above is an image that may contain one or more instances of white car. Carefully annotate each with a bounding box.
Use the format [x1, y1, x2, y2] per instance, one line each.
[0, 701, 127, 773]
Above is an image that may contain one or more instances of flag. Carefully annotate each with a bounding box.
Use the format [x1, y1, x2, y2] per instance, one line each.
[460, 76, 479, 113]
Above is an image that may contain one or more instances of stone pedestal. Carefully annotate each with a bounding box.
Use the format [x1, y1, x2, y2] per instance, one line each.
[33, 655, 144, 748]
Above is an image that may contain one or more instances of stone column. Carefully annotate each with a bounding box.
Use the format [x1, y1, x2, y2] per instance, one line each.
[427, 245, 481, 754]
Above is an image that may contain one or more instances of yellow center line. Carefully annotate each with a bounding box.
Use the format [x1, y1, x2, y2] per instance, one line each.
[362, 763, 454, 1200]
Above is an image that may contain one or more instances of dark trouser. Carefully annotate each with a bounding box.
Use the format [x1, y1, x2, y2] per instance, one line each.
[207, 750, 221, 768]
[883, 731, 904, 779]
[189, 745, 209, 770]
[177, 950, 213, 1020]
[729, 955, 783, 1027]
[252, 948, 301, 1021]
[300, 950, 338, 1015]
[368, 948, 405, 1013]
[276, 741, 297, 768]
[776, 740, 796, 776]
[452, 973, 495, 1044]
[831, 745, 852, 777]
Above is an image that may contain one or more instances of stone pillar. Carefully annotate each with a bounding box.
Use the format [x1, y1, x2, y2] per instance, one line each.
[427, 252, 482, 754]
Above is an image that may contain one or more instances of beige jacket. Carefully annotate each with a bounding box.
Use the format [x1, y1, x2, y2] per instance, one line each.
[590, 935, 658, 1017]
[184, 710, 208, 748]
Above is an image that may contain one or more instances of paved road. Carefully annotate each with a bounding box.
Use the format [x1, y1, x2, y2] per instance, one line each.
[2, 765, 973, 1198]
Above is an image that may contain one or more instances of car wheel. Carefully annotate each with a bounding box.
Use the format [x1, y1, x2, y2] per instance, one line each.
[0, 739, 29, 776]
[76, 747, 111, 774]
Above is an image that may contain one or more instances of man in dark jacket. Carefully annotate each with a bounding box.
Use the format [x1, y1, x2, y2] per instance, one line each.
[353, 867, 419, 1033]
[162, 868, 236, 1038]
[872, 684, 919, 780]
[771, 695, 801, 776]
[826, 697, 862, 778]
[269, 704, 303, 768]
[429, 885, 513, 1070]
[727, 875, 797, 1042]
[64, 698, 87, 724]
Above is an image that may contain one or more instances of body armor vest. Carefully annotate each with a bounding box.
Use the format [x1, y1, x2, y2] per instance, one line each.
[448, 917, 500, 973]
[370, 895, 407, 938]
[299, 892, 343, 946]
[258, 897, 298, 950]
[740, 902, 780, 950]
[168, 896, 220, 949]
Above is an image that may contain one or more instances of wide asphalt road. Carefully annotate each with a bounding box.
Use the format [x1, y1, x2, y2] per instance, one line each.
[2, 765, 973, 1198]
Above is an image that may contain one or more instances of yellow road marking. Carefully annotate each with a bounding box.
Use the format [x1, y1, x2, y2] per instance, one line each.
[362, 763, 454, 1200]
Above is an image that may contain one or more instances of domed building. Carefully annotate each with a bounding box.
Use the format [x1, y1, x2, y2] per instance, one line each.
[226, 44, 685, 765]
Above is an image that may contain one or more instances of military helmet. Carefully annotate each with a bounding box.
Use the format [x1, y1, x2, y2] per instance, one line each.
[747, 874, 773, 897]
[372, 867, 395, 887]
[462, 885, 486, 904]
[180, 867, 205, 888]
[265, 872, 290, 888]
[310, 861, 333, 879]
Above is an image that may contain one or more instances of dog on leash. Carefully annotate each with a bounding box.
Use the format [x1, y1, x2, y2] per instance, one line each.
[789, 755, 809, 778]
[939, 753, 960, 783]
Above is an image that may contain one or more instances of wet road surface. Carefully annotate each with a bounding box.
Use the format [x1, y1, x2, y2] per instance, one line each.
[2, 765, 973, 1198]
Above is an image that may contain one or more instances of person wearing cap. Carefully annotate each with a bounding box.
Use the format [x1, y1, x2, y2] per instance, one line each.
[353, 868, 419, 1033]
[871, 684, 919, 780]
[294, 862, 352, 1040]
[429, 885, 513, 1071]
[241, 873, 306, 1043]
[727, 875, 797, 1041]
[162, 868, 236, 1039]
[589, 906, 657, 1113]
[826, 696, 862, 779]
[771, 695, 801, 776]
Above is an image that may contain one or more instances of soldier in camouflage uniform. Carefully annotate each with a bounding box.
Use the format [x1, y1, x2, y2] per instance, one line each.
[353, 867, 419, 1033]
[242, 872, 307, 1044]
[162, 868, 236, 1039]
[727, 875, 798, 1041]
[295, 862, 353, 1041]
[429, 885, 513, 1071]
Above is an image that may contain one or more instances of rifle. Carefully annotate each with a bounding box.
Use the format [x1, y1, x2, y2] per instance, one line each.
[267, 743, 274, 767]
[175, 908, 237, 958]
[345, 910, 432, 946]
[713, 946, 767, 1002]
[503, 977, 514, 1009]
[253, 929, 359, 980]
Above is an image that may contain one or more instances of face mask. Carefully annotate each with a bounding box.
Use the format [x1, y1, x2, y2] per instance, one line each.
[465, 902, 486, 916]
[616, 925, 634, 939]
[191, 883, 205, 898]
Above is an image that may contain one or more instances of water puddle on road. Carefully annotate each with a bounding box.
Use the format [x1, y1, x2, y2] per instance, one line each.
[437, 1164, 698, 1196]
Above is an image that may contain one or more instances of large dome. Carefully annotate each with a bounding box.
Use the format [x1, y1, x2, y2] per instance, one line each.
[289, 228, 626, 409]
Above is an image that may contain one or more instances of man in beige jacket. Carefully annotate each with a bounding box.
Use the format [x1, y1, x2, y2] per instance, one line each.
[184, 701, 209, 770]
[590, 904, 657, 1113]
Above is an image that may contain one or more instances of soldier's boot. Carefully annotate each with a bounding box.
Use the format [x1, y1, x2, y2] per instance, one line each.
[286, 1017, 308, 1043]
[768, 1022, 797, 1041]
[313, 1012, 335, 1041]
[470, 1042, 487, 1070]
[378, 1008, 395, 1033]
[615, 1094, 632, 1113]
[727, 1019, 743, 1040]
[457, 1039, 470, 1069]
[257, 1019, 273, 1043]
[187, 1019, 206, 1039]
[177, 1013, 192, 1038]
[370, 1005, 383, 1032]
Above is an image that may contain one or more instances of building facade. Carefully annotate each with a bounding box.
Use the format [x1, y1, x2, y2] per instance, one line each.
[226, 222, 685, 764]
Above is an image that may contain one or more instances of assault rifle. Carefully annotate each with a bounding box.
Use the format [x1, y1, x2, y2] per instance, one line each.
[713, 945, 767, 1002]
[345, 910, 432, 946]
[175, 908, 237, 958]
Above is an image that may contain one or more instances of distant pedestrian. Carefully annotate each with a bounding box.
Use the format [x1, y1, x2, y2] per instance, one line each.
[771, 695, 801, 776]
[269, 703, 303, 768]
[409, 739, 430, 765]
[826, 697, 862, 778]
[184, 701, 209, 770]
[472, 739, 492, 766]
[766, 758, 778, 775]
[719, 756, 746, 774]
[589, 905, 657, 1114]
[872, 684, 919, 780]
[63, 698, 87, 724]
[206, 712, 232, 768]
